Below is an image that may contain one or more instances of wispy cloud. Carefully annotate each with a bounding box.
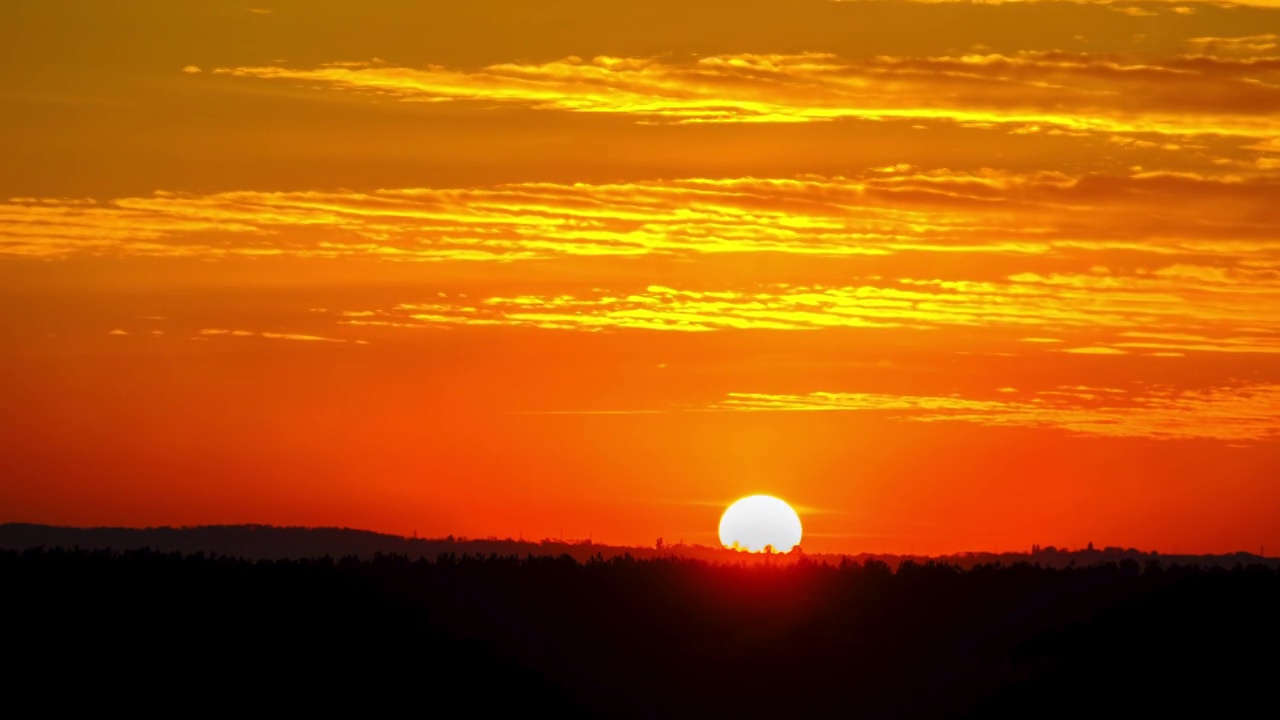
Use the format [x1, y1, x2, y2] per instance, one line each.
[1184, 34, 1279, 56]
[710, 384, 1280, 442]
[335, 265, 1280, 354]
[197, 328, 367, 344]
[4, 170, 1278, 260]
[833, 0, 1280, 8]
[1108, 5, 1160, 16]
[208, 49, 1280, 138]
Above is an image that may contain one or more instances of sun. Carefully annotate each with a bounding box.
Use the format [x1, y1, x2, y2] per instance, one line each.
[718, 495, 803, 553]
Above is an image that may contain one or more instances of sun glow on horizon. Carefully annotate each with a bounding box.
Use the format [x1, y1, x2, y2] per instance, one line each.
[718, 495, 803, 553]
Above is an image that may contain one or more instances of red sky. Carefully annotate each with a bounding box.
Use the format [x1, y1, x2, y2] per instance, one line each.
[2, 0, 1278, 555]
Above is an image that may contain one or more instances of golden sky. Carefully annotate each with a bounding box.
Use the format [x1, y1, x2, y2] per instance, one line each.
[2, 0, 1278, 554]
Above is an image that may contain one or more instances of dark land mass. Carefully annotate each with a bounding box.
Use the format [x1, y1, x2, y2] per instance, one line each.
[2, 522, 1274, 569]
[4, 525, 1279, 717]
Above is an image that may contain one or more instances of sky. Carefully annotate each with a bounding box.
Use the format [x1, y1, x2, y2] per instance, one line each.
[2, 0, 1278, 555]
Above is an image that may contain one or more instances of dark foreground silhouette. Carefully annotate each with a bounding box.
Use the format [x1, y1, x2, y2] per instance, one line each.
[5, 549, 1278, 718]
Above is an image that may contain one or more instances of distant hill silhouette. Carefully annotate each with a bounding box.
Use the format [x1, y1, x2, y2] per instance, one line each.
[1, 522, 1274, 569]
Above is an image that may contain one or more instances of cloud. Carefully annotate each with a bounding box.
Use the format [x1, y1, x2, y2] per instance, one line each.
[1061, 346, 1129, 354]
[333, 263, 1280, 354]
[181, 65, 203, 74]
[197, 328, 367, 344]
[833, 0, 1280, 8]
[1183, 34, 1279, 56]
[208, 49, 1280, 138]
[1109, 5, 1160, 15]
[3, 170, 1279, 260]
[709, 384, 1280, 442]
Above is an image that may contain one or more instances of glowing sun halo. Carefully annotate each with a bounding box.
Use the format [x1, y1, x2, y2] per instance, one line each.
[719, 495, 803, 553]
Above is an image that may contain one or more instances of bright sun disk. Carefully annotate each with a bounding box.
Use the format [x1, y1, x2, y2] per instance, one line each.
[718, 495, 803, 553]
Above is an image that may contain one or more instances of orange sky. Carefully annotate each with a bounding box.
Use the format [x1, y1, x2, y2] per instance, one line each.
[2, 0, 1278, 555]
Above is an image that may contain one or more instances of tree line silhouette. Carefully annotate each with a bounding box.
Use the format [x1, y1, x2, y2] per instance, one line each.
[5, 547, 1278, 717]
[4, 523, 1272, 570]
